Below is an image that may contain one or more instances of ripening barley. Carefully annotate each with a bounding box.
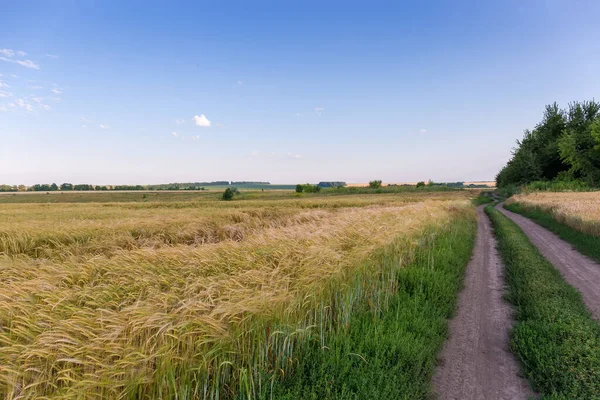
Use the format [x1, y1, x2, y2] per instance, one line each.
[0, 192, 472, 399]
[507, 192, 600, 236]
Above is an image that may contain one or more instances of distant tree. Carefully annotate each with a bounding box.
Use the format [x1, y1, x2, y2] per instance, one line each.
[60, 183, 73, 191]
[50, 183, 59, 191]
[369, 180, 382, 189]
[17, 184, 26, 192]
[295, 184, 303, 193]
[427, 179, 434, 187]
[416, 181, 425, 188]
[222, 187, 235, 200]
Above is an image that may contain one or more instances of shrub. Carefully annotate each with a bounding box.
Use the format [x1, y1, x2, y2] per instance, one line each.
[296, 184, 303, 193]
[222, 188, 235, 201]
[369, 180, 382, 189]
[416, 181, 425, 188]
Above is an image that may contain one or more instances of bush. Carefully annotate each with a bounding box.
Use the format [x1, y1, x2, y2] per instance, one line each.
[222, 188, 235, 201]
[369, 180, 382, 189]
[295, 184, 303, 193]
[416, 181, 425, 188]
[296, 184, 321, 193]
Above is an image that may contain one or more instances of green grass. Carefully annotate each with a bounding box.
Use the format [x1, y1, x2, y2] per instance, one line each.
[485, 205, 600, 399]
[504, 202, 600, 263]
[472, 192, 494, 206]
[257, 211, 477, 399]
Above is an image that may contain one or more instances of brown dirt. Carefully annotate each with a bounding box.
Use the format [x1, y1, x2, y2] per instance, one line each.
[497, 202, 600, 319]
[433, 205, 533, 400]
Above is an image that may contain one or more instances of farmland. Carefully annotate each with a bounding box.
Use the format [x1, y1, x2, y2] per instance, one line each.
[0, 190, 475, 399]
[506, 192, 600, 236]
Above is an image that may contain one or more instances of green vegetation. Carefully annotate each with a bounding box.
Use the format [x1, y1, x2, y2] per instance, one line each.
[369, 179, 383, 189]
[504, 202, 600, 263]
[295, 183, 322, 193]
[267, 209, 476, 399]
[472, 192, 494, 206]
[496, 101, 600, 189]
[486, 205, 600, 398]
[416, 181, 425, 188]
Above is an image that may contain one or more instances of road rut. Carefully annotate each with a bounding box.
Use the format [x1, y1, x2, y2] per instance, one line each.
[433, 205, 533, 400]
[496, 202, 600, 320]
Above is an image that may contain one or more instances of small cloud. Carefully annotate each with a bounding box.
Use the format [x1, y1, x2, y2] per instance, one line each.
[99, 124, 110, 129]
[175, 119, 185, 124]
[81, 125, 88, 129]
[0, 80, 10, 88]
[295, 112, 303, 117]
[0, 91, 12, 98]
[286, 153, 302, 160]
[192, 135, 200, 141]
[15, 98, 34, 111]
[81, 117, 94, 123]
[237, 80, 244, 85]
[51, 88, 62, 94]
[45, 54, 59, 59]
[171, 131, 178, 137]
[29, 85, 43, 89]
[40, 104, 51, 111]
[0, 57, 40, 69]
[315, 107, 324, 116]
[193, 114, 211, 127]
[0, 49, 15, 57]
[17, 50, 26, 57]
[31, 97, 43, 103]
[419, 128, 427, 134]
[9, 74, 17, 78]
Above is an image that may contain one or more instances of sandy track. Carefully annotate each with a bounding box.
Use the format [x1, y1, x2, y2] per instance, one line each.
[433, 206, 533, 400]
[497, 202, 600, 319]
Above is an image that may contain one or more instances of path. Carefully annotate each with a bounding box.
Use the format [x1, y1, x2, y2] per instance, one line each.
[496, 202, 600, 319]
[433, 205, 533, 399]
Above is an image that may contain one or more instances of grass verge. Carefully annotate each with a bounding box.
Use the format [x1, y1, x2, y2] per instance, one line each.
[260, 211, 477, 399]
[485, 205, 600, 398]
[504, 202, 600, 263]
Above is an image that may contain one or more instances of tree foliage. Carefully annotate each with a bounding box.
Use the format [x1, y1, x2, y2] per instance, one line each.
[496, 101, 600, 188]
[368, 180, 382, 189]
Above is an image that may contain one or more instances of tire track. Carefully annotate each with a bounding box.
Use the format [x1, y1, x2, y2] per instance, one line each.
[496, 202, 600, 320]
[433, 205, 533, 400]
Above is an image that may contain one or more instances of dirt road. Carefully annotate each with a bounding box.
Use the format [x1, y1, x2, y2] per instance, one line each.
[496, 203, 600, 319]
[433, 206, 533, 399]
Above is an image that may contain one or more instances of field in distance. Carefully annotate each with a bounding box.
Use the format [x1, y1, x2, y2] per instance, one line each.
[0, 189, 474, 398]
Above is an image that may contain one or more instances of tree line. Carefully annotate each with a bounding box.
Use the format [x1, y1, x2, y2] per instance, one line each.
[496, 100, 600, 188]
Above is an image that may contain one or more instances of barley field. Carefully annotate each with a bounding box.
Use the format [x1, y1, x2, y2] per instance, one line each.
[0, 191, 473, 399]
[507, 192, 600, 236]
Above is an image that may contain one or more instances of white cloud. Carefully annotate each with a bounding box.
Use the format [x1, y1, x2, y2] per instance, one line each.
[99, 124, 110, 129]
[17, 51, 26, 57]
[193, 114, 211, 127]
[0, 105, 6, 112]
[15, 98, 34, 111]
[192, 135, 200, 141]
[45, 54, 59, 59]
[419, 128, 427, 134]
[0, 49, 15, 57]
[31, 97, 43, 103]
[171, 131, 178, 137]
[40, 104, 51, 111]
[315, 107, 325, 116]
[81, 125, 88, 129]
[286, 153, 302, 160]
[0, 91, 12, 98]
[175, 119, 185, 124]
[9, 74, 17, 78]
[29, 85, 43, 89]
[81, 117, 94, 123]
[51, 88, 62, 94]
[237, 80, 244, 85]
[0, 56, 40, 69]
[0, 80, 10, 88]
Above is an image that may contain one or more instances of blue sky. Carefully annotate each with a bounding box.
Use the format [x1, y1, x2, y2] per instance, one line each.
[1, 0, 599, 185]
